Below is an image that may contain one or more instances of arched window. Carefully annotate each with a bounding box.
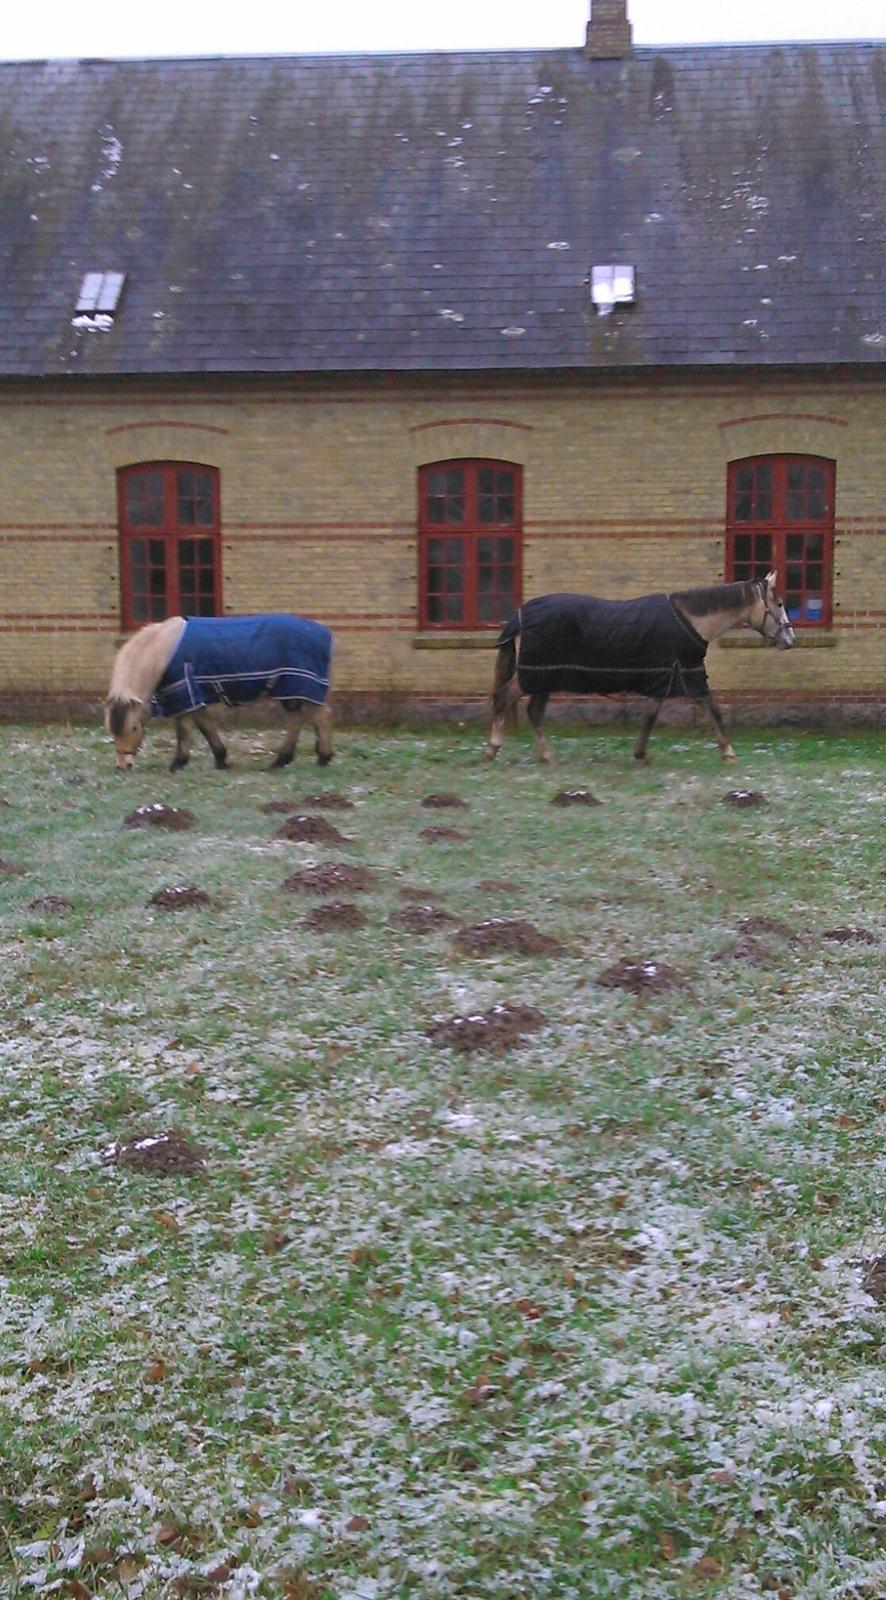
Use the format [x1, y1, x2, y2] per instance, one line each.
[418, 459, 522, 629]
[117, 462, 221, 628]
[726, 455, 834, 626]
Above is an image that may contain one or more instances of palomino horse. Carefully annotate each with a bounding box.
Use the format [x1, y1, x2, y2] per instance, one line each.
[105, 613, 334, 772]
[485, 574, 794, 764]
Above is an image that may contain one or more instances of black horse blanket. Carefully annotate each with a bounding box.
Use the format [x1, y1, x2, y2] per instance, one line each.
[151, 614, 333, 718]
[500, 593, 709, 701]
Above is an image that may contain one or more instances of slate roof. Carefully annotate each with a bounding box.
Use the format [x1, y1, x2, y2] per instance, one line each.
[0, 42, 883, 376]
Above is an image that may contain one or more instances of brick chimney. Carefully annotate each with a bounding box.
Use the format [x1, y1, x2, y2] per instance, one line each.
[584, 0, 633, 59]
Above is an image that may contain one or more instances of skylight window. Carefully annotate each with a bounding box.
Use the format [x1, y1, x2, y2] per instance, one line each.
[75, 271, 126, 315]
[591, 264, 636, 316]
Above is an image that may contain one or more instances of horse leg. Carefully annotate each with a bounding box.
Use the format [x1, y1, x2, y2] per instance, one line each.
[170, 715, 193, 772]
[271, 699, 304, 768]
[526, 692, 553, 764]
[634, 699, 663, 763]
[311, 703, 334, 766]
[194, 708, 230, 769]
[702, 692, 737, 763]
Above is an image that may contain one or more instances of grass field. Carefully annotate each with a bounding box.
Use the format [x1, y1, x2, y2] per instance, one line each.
[0, 720, 883, 1600]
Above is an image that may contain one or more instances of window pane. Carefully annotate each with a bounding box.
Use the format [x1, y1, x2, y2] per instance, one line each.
[129, 533, 168, 624]
[425, 468, 465, 525]
[125, 470, 164, 526]
[178, 538, 216, 617]
[734, 534, 751, 561]
[808, 489, 826, 519]
[734, 494, 752, 522]
[787, 463, 804, 492]
[176, 469, 216, 529]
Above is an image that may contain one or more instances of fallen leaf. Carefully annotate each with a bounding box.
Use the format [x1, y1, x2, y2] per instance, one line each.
[657, 1529, 678, 1561]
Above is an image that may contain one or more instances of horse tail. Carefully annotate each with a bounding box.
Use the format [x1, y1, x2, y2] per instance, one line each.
[490, 624, 521, 730]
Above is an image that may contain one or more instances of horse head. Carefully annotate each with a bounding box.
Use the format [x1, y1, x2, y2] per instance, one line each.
[105, 695, 147, 769]
[752, 572, 795, 650]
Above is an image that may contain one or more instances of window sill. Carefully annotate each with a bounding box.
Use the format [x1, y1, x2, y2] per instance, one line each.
[718, 632, 837, 649]
[413, 632, 500, 650]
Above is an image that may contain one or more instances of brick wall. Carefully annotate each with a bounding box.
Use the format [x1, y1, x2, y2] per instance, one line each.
[0, 374, 883, 719]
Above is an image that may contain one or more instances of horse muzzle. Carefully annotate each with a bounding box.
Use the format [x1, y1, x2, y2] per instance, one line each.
[115, 753, 135, 770]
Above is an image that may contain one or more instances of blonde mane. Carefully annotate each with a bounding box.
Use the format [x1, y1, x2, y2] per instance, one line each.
[107, 617, 185, 715]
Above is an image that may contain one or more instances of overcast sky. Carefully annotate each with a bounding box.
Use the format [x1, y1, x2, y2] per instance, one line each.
[1, 0, 882, 60]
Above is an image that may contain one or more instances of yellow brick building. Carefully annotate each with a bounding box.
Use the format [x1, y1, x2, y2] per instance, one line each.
[0, 15, 883, 721]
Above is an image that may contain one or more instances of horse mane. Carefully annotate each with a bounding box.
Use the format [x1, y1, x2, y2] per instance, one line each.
[670, 579, 760, 618]
[107, 617, 184, 711]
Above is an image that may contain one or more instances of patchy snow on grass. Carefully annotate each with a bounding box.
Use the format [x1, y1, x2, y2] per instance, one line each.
[0, 726, 883, 1598]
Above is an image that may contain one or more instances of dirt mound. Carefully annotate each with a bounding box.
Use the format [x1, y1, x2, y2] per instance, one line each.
[102, 1130, 206, 1175]
[455, 918, 565, 957]
[427, 1001, 547, 1054]
[722, 790, 767, 808]
[283, 862, 375, 895]
[301, 792, 355, 810]
[475, 879, 521, 895]
[398, 884, 437, 901]
[304, 900, 367, 931]
[389, 904, 458, 933]
[149, 886, 215, 912]
[822, 927, 878, 945]
[862, 1255, 886, 1304]
[275, 814, 350, 844]
[551, 789, 601, 807]
[28, 894, 74, 913]
[422, 793, 469, 810]
[0, 858, 25, 876]
[260, 799, 300, 815]
[713, 936, 778, 966]
[597, 958, 684, 994]
[420, 826, 470, 843]
[736, 915, 794, 939]
[124, 804, 195, 832]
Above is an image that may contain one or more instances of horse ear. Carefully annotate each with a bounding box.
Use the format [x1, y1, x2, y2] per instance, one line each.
[765, 570, 777, 589]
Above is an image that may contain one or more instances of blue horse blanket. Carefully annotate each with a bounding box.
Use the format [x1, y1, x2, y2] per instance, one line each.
[500, 593, 709, 701]
[151, 614, 333, 718]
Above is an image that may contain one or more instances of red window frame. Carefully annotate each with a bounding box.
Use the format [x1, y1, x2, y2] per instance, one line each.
[726, 455, 835, 627]
[117, 462, 222, 629]
[418, 459, 523, 630]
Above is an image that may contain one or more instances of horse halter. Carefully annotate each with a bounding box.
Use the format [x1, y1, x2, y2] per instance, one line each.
[754, 581, 795, 648]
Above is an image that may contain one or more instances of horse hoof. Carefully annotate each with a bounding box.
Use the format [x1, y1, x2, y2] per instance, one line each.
[723, 751, 738, 764]
[483, 746, 498, 762]
[634, 753, 648, 764]
[317, 753, 333, 766]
